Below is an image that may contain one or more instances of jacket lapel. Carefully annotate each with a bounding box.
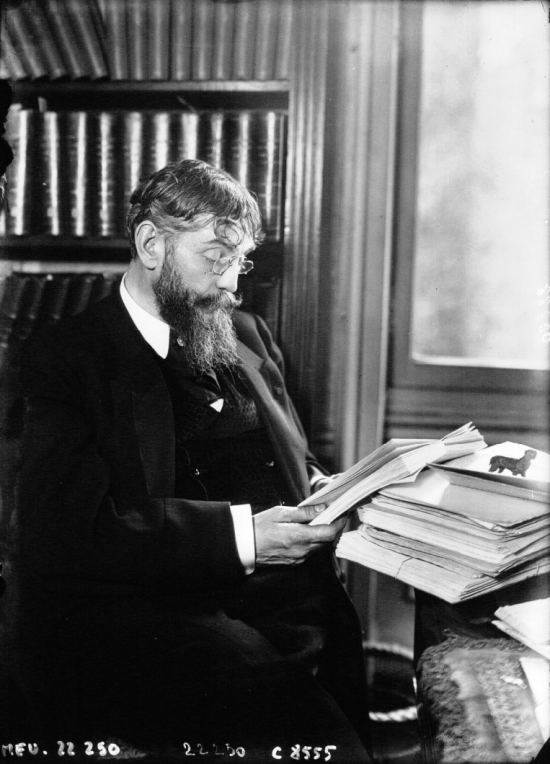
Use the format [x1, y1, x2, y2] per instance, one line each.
[101, 294, 176, 498]
[100, 294, 308, 503]
[236, 339, 310, 503]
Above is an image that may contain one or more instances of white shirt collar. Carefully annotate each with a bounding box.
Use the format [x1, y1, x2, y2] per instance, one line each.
[119, 274, 170, 359]
[118, 275, 225, 412]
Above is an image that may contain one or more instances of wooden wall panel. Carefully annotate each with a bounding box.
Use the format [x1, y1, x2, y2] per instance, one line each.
[285, 0, 399, 470]
[280, 0, 330, 436]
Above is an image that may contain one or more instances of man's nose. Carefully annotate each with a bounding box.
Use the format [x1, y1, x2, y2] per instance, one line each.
[215, 261, 240, 293]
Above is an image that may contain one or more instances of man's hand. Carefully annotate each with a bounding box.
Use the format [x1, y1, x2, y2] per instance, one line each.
[253, 505, 347, 566]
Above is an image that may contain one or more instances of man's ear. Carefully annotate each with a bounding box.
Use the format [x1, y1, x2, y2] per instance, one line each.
[134, 221, 164, 270]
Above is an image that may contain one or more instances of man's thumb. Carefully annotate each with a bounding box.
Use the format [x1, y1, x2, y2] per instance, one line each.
[298, 504, 327, 521]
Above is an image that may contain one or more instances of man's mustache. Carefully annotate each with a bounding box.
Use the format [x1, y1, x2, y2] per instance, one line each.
[195, 291, 242, 311]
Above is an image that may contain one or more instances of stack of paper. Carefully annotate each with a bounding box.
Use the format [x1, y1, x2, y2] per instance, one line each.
[301, 422, 486, 525]
[336, 442, 550, 603]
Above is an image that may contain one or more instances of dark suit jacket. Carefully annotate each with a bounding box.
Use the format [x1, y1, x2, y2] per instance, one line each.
[15, 291, 326, 607]
[11, 291, 370, 753]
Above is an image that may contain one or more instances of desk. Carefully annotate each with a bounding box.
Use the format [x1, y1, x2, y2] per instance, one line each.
[414, 581, 550, 763]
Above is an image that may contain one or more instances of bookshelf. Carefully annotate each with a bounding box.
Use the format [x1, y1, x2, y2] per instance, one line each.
[13, 82, 289, 96]
[0, 0, 301, 335]
[2, 0, 399, 638]
[0, 0, 330, 434]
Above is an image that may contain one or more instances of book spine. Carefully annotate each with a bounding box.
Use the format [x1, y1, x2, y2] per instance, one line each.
[23, 0, 68, 81]
[44, 0, 89, 80]
[62, 111, 93, 237]
[148, 0, 171, 81]
[273, 0, 293, 80]
[39, 111, 62, 236]
[198, 111, 224, 168]
[0, 27, 29, 81]
[5, 5, 49, 80]
[211, 0, 235, 81]
[63, 273, 100, 317]
[91, 272, 121, 303]
[250, 110, 286, 240]
[191, 0, 215, 80]
[93, 111, 120, 237]
[5, 108, 37, 236]
[101, 0, 129, 81]
[148, 111, 171, 173]
[2, 106, 18, 232]
[122, 110, 146, 215]
[87, 0, 108, 51]
[253, 0, 278, 80]
[169, 111, 199, 161]
[0, 275, 9, 321]
[241, 277, 280, 339]
[64, 0, 109, 80]
[232, 0, 257, 80]
[11, 274, 47, 343]
[38, 274, 72, 325]
[95, 0, 109, 20]
[126, 0, 148, 81]
[223, 110, 252, 188]
[170, 0, 193, 80]
[0, 274, 30, 355]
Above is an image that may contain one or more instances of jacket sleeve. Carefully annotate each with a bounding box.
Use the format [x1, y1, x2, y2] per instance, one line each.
[16, 335, 244, 595]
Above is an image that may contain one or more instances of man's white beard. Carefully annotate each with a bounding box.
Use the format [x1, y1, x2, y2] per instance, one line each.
[153, 259, 242, 374]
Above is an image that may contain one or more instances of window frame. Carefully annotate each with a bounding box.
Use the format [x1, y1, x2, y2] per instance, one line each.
[387, 1, 549, 444]
[391, 1, 549, 394]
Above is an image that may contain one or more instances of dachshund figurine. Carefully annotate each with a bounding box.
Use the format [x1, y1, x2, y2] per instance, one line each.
[488, 449, 537, 478]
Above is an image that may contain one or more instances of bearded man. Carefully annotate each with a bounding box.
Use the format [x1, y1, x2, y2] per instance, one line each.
[12, 160, 370, 761]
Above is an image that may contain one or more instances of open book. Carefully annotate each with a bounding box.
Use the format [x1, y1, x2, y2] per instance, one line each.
[378, 468, 550, 530]
[336, 440, 550, 603]
[428, 442, 550, 503]
[302, 422, 486, 525]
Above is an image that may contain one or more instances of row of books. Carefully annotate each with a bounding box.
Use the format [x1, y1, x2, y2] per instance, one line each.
[0, 0, 292, 83]
[1, 107, 286, 240]
[333, 439, 550, 603]
[0, 267, 282, 369]
[0, 271, 121, 364]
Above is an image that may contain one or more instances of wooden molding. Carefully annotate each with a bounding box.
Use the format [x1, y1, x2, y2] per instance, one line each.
[316, 0, 400, 468]
[387, 386, 550, 450]
[279, 0, 330, 433]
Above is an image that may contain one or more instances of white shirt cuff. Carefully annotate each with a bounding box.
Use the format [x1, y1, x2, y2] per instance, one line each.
[230, 504, 255, 575]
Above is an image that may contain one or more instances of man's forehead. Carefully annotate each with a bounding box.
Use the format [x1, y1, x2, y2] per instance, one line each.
[193, 221, 254, 250]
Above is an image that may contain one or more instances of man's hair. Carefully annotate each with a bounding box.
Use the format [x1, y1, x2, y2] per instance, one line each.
[126, 158, 264, 258]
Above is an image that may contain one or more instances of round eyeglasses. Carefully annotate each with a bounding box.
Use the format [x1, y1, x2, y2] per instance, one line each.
[205, 252, 254, 276]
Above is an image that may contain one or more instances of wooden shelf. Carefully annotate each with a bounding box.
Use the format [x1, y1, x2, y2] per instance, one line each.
[0, 236, 128, 248]
[13, 80, 290, 111]
[14, 80, 290, 96]
[0, 236, 129, 262]
[0, 236, 284, 270]
[0, 235, 283, 249]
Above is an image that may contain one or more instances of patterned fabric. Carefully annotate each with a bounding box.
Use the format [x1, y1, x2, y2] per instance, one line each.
[159, 344, 286, 510]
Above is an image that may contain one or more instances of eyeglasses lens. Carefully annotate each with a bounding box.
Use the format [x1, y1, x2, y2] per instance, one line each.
[212, 256, 254, 275]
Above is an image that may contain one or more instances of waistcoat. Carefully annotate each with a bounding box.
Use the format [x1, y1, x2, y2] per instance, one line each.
[158, 344, 288, 511]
